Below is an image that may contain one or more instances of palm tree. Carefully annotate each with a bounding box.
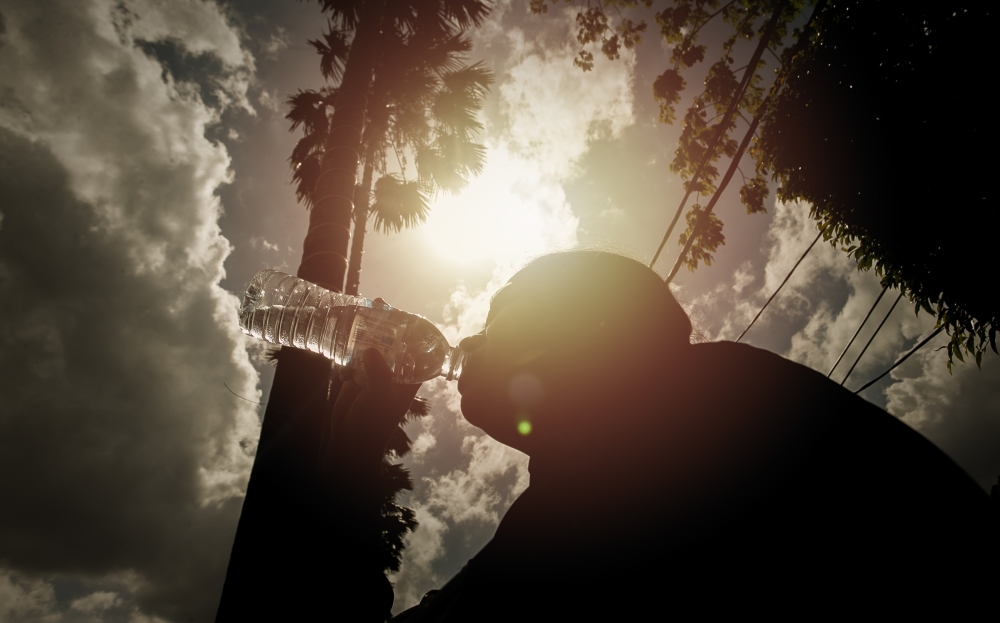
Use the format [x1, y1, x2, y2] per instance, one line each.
[299, 0, 490, 293]
[282, 23, 491, 575]
[217, 1, 491, 617]
[289, 29, 492, 296]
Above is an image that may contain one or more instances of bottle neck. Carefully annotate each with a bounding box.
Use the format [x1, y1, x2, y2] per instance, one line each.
[444, 345, 468, 382]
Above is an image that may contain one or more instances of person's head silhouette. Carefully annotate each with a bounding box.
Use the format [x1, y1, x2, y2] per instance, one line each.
[457, 251, 691, 460]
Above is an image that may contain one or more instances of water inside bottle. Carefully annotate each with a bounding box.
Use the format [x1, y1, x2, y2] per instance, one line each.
[239, 269, 465, 384]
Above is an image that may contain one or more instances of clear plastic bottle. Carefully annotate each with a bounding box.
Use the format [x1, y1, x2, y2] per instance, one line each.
[238, 269, 467, 384]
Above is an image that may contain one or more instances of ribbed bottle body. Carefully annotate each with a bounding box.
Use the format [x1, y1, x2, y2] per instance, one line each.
[238, 269, 466, 384]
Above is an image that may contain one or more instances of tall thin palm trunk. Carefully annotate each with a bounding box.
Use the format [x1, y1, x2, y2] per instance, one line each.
[345, 84, 389, 296]
[216, 1, 386, 618]
[299, 0, 385, 291]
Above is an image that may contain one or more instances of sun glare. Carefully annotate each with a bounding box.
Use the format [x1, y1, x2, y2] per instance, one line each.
[422, 144, 578, 266]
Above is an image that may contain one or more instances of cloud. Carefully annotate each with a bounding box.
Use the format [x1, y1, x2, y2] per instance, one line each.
[886, 344, 1000, 492]
[499, 24, 635, 179]
[0, 571, 59, 623]
[0, 1, 258, 620]
[390, 426, 529, 612]
[693, 199, 918, 384]
[71, 590, 123, 613]
[692, 199, 998, 494]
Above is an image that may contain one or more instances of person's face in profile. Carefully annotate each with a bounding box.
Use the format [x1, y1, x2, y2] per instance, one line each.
[456, 277, 568, 451]
[456, 253, 682, 457]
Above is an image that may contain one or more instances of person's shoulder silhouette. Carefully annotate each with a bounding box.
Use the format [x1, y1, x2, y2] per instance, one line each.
[388, 252, 996, 620]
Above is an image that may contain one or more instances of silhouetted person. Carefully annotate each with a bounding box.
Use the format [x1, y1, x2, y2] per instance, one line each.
[218, 251, 996, 621]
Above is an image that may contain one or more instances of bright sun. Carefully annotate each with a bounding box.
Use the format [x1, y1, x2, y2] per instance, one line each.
[421, 144, 578, 266]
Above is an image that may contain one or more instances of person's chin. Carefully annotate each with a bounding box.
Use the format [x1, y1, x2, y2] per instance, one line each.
[459, 392, 490, 426]
[460, 394, 513, 433]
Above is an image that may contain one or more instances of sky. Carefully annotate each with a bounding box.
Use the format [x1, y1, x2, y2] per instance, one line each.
[0, 0, 996, 621]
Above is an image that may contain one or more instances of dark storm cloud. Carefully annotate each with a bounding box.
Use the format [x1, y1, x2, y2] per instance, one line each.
[136, 37, 231, 110]
[0, 0, 259, 620]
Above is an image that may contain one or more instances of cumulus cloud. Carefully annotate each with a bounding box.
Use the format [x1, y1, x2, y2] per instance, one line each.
[0, 572, 60, 623]
[71, 590, 122, 613]
[693, 199, 922, 384]
[691, 199, 998, 493]
[886, 344, 1000, 492]
[391, 426, 529, 611]
[0, 0, 258, 620]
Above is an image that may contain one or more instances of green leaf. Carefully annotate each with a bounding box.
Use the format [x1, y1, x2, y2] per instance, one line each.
[652, 68, 685, 124]
[953, 342, 965, 363]
[573, 49, 595, 72]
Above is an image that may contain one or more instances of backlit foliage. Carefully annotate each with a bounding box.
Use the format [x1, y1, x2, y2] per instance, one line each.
[533, 0, 997, 366]
[531, 0, 803, 271]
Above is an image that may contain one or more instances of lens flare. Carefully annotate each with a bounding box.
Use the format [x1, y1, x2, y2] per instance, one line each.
[517, 419, 532, 436]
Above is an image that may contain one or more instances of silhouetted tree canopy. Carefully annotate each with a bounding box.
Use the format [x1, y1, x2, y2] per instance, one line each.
[532, 0, 803, 267]
[757, 1, 996, 367]
[533, 0, 996, 365]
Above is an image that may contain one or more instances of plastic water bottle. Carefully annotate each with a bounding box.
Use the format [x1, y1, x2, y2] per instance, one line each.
[238, 269, 467, 384]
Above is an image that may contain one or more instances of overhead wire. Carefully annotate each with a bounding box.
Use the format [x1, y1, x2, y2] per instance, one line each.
[853, 326, 946, 394]
[665, 112, 763, 284]
[827, 284, 889, 378]
[659, 0, 830, 283]
[736, 228, 824, 343]
[647, 7, 777, 270]
[840, 291, 903, 387]
[663, 6, 791, 284]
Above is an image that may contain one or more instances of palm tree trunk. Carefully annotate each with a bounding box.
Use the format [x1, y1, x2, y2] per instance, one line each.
[345, 83, 389, 296]
[346, 158, 373, 296]
[299, 1, 386, 292]
[216, 1, 386, 618]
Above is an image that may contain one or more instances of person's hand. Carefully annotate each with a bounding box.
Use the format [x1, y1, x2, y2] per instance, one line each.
[320, 348, 421, 501]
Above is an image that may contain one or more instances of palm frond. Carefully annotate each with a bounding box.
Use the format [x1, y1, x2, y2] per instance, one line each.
[289, 134, 324, 175]
[316, 0, 364, 31]
[433, 63, 493, 139]
[440, 61, 493, 97]
[411, 31, 473, 74]
[291, 154, 322, 208]
[308, 24, 351, 83]
[439, 0, 492, 29]
[287, 87, 339, 208]
[386, 73, 437, 113]
[370, 174, 431, 233]
[407, 395, 432, 418]
[388, 104, 433, 158]
[416, 135, 486, 193]
[285, 89, 328, 133]
[385, 426, 413, 459]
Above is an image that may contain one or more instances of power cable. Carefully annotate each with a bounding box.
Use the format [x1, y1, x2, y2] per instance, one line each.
[853, 326, 945, 394]
[736, 229, 824, 343]
[648, 5, 782, 270]
[827, 284, 889, 378]
[840, 291, 903, 387]
[657, 0, 829, 281]
[665, 111, 762, 284]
